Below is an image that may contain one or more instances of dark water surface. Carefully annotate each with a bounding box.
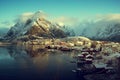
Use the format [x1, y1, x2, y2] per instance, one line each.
[0, 46, 84, 80]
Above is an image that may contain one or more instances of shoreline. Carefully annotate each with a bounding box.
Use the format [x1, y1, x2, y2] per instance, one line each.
[0, 42, 11, 46]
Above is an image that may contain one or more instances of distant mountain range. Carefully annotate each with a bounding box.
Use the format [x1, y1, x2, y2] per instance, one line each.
[73, 15, 120, 42]
[1, 11, 120, 42]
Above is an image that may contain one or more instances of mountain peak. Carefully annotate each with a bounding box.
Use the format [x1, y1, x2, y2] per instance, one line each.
[4, 11, 74, 41]
[35, 10, 44, 14]
[32, 10, 47, 21]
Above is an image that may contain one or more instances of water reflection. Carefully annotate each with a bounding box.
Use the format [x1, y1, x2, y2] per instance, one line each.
[0, 45, 84, 80]
[0, 45, 119, 80]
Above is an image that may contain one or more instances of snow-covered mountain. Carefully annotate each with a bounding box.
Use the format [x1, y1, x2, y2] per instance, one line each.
[3, 11, 120, 42]
[73, 14, 120, 42]
[4, 11, 73, 41]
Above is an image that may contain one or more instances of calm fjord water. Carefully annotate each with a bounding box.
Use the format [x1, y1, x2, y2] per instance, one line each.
[0, 46, 83, 80]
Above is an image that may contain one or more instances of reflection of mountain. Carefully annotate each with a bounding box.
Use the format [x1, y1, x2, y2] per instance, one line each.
[7, 46, 33, 66]
[5, 45, 77, 75]
[0, 46, 34, 69]
[25, 45, 49, 57]
[1, 45, 120, 80]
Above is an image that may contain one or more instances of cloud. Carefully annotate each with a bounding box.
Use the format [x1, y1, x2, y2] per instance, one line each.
[94, 14, 120, 22]
[14, 12, 33, 23]
[1, 10, 48, 29]
[32, 10, 48, 19]
[52, 16, 80, 26]
[1, 21, 11, 26]
[0, 21, 14, 28]
[21, 12, 33, 16]
[15, 11, 78, 27]
[14, 10, 48, 23]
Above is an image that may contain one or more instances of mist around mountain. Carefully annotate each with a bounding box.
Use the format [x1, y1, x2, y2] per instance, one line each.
[3, 11, 74, 41]
[73, 14, 120, 42]
[0, 27, 9, 40]
[0, 28, 9, 35]
[1, 11, 120, 42]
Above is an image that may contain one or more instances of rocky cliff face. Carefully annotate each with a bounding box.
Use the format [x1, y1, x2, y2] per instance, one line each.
[4, 11, 73, 41]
